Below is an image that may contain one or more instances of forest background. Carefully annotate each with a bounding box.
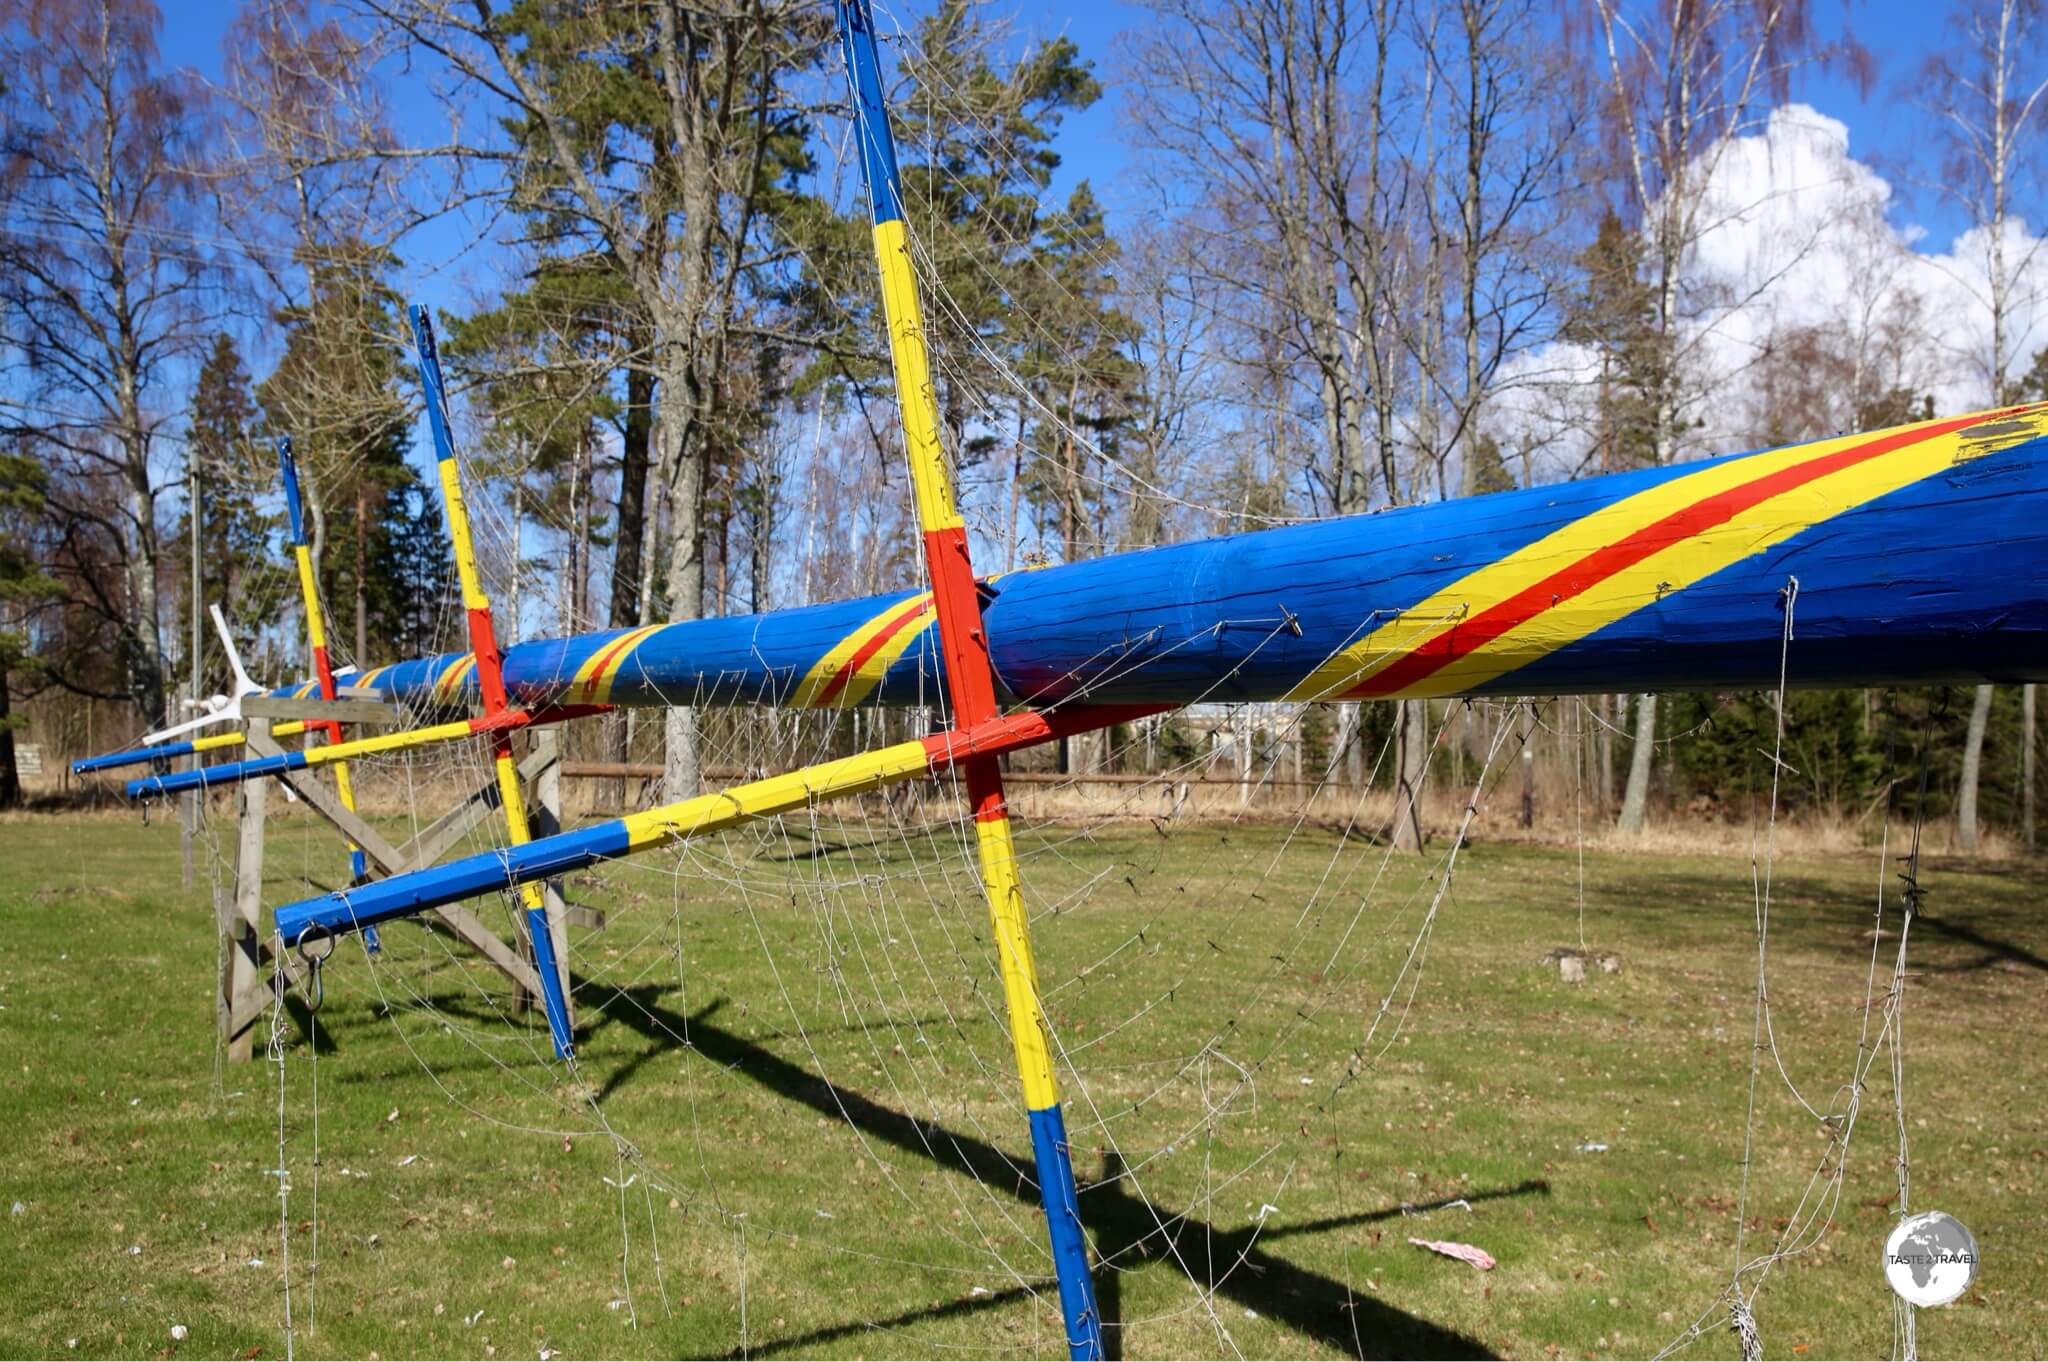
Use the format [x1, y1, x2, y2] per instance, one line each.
[4, 0, 2047, 849]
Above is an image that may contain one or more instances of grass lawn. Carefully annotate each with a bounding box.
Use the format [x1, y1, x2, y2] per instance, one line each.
[0, 803, 2042, 1360]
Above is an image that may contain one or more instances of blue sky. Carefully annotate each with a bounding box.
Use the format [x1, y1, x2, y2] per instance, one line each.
[152, 0, 1990, 309]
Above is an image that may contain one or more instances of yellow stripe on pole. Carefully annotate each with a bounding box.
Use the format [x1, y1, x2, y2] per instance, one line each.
[790, 593, 936, 709]
[567, 623, 665, 704]
[433, 654, 477, 704]
[619, 738, 935, 852]
[1285, 409, 2035, 701]
[872, 220, 961, 532]
[491, 750, 548, 912]
[294, 547, 326, 649]
[976, 813, 1057, 1110]
[292, 714, 481, 770]
[437, 459, 492, 612]
[190, 720, 311, 758]
[290, 537, 365, 870]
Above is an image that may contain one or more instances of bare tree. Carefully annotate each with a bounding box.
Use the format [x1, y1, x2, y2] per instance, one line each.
[1127, 0, 1426, 834]
[0, 0, 219, 730]
[1396, 0, 1576, 845]
[1116, 223, 1224, 551]
[1915, 0, 2048, 851]
[218, 0, 422, 637]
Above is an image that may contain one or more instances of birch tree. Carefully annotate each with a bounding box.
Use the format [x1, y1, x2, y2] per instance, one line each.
[0, 0, 217, 730]
[1916, 0, 2048, 851]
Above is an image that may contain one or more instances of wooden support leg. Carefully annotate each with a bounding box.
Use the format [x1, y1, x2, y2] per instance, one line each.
[223, 728, 569, 1042]
[393, 746, 558, 869]
[244, 728, 547, 1001]
[223, 719, 270, 1063]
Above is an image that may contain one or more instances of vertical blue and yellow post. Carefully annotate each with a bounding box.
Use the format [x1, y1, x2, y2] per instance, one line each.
[410, 308, 576, 1060]
[835, 2, 1103, 1353]
[278, 437, 371, 889]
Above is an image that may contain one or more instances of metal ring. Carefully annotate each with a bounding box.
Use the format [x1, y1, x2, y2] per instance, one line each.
[294, 925, 338, 967]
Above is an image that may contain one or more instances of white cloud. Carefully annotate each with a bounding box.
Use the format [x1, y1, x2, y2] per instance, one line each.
[1495, 102, 2048, 478]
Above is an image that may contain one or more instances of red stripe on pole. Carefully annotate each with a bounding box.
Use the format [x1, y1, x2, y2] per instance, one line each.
[1348, 410, 2005, 700]
[921, 525, 1000, 726]
[465, 605, 510, 714]
[813, 596, 933, 707]
[578, 627, 649, 703]
[310, 643, 344, 744]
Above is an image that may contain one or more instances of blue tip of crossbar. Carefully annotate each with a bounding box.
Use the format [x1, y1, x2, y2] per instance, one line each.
[274, 818, 633, 945]
[74, 740, 196, 775]
[127, 749, 305, 800]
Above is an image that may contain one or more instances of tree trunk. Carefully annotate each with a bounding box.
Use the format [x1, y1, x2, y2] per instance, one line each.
[750, 476, 773, 615]
[1519, 727, 1534, 828]
[610, 363, 656, 628]
[122, 472, 166, 727]
[1616, 692, 1657, 832]
[1594, 693, 1615, 813]
[1957, 683, 1994, 851]
[0, 666, 17, 810]
[2024, 682, 2037, 853]
[658, 365, 706, 803]
[1391, 699, 1426, 850]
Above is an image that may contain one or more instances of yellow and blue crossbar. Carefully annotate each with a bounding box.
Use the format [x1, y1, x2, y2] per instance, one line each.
[125, 703, 606, 801]
[72, 720, 312, 776]
[272, 702, 1163, 945]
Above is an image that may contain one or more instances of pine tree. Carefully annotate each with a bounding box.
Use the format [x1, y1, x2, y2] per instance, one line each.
[181, 335, 279, 692]
[1015, 183, 1141, 564]
[259, 249, 449, 667]
[1563, 210, 1667, 474]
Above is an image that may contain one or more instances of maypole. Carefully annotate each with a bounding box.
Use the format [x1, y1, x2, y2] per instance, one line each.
[410, 308, 575, 1060]
[834, 2, 1103, 1353]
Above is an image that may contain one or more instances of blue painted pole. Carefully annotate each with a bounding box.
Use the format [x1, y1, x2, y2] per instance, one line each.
[75, 741, 197, 775]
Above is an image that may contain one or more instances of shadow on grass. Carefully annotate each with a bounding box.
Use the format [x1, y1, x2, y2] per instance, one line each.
[1909, 911, 2048, 973]
[586, 979, 1508, 1360]
[281, 992, 340, 1055]
[1593, 860, 2048, 974]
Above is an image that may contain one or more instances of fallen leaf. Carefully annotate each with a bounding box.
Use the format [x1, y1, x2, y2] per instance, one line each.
[1408, 1237, 1496, 1270]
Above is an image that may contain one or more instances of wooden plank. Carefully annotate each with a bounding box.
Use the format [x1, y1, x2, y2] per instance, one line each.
[250, 731, 407, 871]
[432, 901, 545, 999]
[243, 695, 403, 725]
[249, 729, 545, 1000]
[226, 947, 307, 1039]
[559, 760, 744, 781]
[396, 746, 558, 869]
[224, 719, 271, 1063]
